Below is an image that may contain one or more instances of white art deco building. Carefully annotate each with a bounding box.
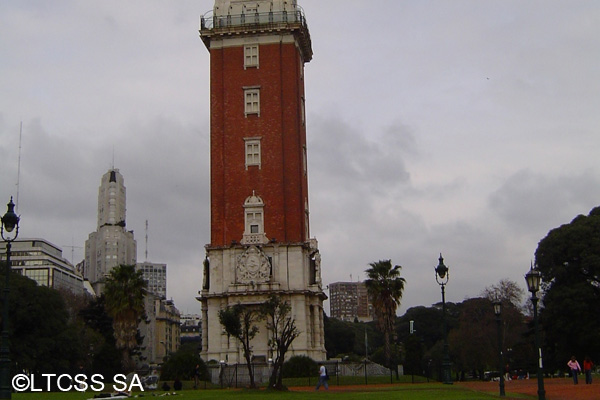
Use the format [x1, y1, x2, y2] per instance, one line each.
[84, 168, 137, 295]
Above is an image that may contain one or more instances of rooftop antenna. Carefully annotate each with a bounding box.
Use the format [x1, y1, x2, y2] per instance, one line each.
[16, 121, 22, 213]
[145, 219, 149, 261]
[63, 242, 83, 265]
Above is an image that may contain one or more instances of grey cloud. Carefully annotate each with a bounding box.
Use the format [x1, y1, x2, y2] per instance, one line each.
[489, 169, 600, 234]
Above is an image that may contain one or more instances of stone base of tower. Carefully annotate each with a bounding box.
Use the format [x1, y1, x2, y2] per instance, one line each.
[198, 240, 327, 363]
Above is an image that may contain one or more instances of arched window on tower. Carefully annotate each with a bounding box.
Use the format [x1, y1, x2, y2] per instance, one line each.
[241, 191, 268, 245]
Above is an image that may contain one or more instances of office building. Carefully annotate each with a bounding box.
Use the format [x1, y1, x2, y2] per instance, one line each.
[1, 238, 84, 294]
[329, 281, 373, 322]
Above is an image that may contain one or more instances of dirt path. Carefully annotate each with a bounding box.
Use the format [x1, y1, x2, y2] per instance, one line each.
[457, 377, 599, 400]
[290, 378, 599, 399]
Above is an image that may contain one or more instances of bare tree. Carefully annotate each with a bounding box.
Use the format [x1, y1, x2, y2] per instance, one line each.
[218, 304, 260, 388]
[260, 295, 300, 390]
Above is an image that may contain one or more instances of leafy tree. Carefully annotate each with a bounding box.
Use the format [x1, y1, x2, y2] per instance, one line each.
[404, 333, 424, 376]
[323, 314, 356, 358]
[365, 260, 406, 372]
[260, 295, 300, 390]
[160, 342, 208, 381]
[218, 304, 260, 388]
[78, 295, 121, 376]
[103, 264, 147, 372]
[447, 297, 496, 379]
[535, 206, 600, 371]
[480, 279, 529, 372]
[0, 271, 82, 375]
[396, 306, 444, 350]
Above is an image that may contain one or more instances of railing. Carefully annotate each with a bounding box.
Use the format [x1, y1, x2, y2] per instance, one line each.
[200, 9, 307, 31]
[206, 360, 402, 388]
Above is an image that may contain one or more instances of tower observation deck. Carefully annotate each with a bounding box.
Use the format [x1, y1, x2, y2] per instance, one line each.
[200, 0, 312, 62]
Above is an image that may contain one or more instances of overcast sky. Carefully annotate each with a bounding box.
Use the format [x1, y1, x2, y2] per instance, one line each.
[1, 1, 599, 316]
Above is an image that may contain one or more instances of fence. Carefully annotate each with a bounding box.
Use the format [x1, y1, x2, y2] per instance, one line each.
[207, 360, 403, 388]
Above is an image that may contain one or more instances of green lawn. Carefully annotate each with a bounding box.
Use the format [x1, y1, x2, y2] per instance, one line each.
[10, 382, 529, 400]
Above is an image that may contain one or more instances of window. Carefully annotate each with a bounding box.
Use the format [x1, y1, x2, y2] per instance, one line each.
[242, 192, 268, 245]
[246, 211, 262, 234]
[244, 138, 261, 169]
[244, 88, 260, 116]
[244, 45, 259, 68]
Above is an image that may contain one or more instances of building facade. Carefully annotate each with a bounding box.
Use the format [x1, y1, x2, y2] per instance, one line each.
[84, 168, 137, 295]
[0, 238, 83, 294]
[136, 262, 167, 299]
[329, 281, 373, 322]
[198, 0, 326, 363]
[139, 294, 181, 365]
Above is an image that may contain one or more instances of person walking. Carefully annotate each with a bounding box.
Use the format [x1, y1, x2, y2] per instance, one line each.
[583, 356, 594, 384]
[193, 364, 200, 388]
[567, 356, 581, 384]
[315, 364, 329, 391]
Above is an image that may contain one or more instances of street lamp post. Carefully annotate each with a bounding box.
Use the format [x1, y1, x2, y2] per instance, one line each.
[525, 264, 545, 400]
[0, 198, 20, 399]
[435, 254, 452, 385]
[493, 301, 505, 397]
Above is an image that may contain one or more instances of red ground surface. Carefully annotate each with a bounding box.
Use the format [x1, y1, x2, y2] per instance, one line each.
[291, 378, 599, 399]
[458, 377, 599, 400]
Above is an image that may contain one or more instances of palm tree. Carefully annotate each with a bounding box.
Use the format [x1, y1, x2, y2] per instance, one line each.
[365, 260, 406, 372]
[104, 264, 147, 372]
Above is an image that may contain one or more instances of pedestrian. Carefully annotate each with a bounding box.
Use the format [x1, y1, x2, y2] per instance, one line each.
[315, 363, 329, 391]
[583, 356, 594, 384]
[567, 356, 581, 384]
[194, 364, 200, 388]
[504, 364, 511, 381]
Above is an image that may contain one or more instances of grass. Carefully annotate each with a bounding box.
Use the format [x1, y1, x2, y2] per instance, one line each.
[9, 379, 528, 400]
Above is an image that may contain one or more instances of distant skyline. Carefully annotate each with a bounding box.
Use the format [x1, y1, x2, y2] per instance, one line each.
[1, 1, 599, 315]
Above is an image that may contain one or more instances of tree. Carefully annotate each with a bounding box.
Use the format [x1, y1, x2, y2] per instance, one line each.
[365, 260, 406, 373]
[0, 271, 83, 376]
[78, 295, 121, 376]
[480, 279, 529, 372]
[103, 264, 147, 372]
[323, 314, 356, 358]
[218, 304, 260, 388]
[535, 206, 600, 371]
[160, 342, 208, 381]
[447, 297, 496, 379]
[480, 279, 525, 311]
[260, 295, 300, 390]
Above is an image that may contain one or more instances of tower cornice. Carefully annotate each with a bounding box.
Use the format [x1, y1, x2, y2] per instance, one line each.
[200, 9, 312, 62]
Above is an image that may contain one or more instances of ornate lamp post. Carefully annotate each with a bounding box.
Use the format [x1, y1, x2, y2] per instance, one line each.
[525, 264, 545, 400]
[493, 301, 505, 397]
[435, 254, 452, 384]
[0, 197, 20, 399]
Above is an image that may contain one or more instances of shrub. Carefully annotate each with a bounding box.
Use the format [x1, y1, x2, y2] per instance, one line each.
[160, 343, 209, 381]
[282, 355, 318, 378]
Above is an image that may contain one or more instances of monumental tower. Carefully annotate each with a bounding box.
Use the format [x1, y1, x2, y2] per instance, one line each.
[199, 0, 326, 362]
[84, 168, 137, 295]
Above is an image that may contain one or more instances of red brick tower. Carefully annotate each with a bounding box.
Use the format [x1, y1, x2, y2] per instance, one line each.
[199, 0, 326, 363]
